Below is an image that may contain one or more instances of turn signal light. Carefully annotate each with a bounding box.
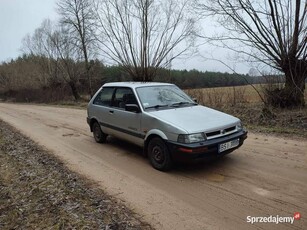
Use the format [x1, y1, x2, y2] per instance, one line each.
[178, 147, 208, 153]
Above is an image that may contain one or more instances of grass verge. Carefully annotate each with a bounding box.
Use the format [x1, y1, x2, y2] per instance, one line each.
[220, 103, 307, 139]
[0, 120, 152, 230]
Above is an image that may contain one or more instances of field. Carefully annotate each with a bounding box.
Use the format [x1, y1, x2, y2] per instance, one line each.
[186, 84, 307, 106]
[186, 84, 307, 138]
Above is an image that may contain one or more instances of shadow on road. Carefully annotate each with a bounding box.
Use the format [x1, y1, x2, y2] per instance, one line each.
[104, 136, 239, 177]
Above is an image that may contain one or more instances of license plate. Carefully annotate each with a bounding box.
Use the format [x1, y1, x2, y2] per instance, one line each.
[218, 138, 240, 153]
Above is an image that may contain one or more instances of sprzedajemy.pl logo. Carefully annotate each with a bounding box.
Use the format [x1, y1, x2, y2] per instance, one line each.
[247, 212, 301, 225]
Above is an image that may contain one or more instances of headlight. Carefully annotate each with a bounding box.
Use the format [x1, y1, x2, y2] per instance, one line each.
[237, 122, 243, 130]
[178, 133, 206, 143]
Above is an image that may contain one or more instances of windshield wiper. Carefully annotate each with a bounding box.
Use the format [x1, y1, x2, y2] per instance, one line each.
[171, 101, 197, 107]
[145, 104, 169, 109]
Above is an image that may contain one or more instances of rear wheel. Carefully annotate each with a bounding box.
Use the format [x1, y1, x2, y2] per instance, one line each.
[148, 137, 172, 171]
[92, 122, 107, 143]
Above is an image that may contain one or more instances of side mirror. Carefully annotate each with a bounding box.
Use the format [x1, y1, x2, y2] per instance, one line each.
[125, 104, 141, 113]
[192, 98, 198, 103]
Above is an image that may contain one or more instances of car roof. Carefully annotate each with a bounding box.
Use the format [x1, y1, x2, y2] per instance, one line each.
[102, 82, 174, 89]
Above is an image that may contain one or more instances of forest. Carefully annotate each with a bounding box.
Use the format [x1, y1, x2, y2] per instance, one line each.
[0, 54, 262, 102]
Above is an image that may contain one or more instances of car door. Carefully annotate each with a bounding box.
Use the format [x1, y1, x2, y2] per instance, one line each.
[91, 87, 115, 135]
[107, 87, 144, 146]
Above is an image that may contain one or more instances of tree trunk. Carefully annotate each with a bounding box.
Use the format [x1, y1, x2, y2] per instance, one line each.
[85, 62, 93, 98]
[130, 66, 154, 82]
[283, 69, 305, 107]
[267, 60, 306, 108]
[82, 45, 93, 99]
[282, 59, 306, 107]
[68, 81, 81, 101]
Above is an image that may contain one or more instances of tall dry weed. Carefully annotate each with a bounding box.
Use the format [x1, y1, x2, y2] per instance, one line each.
[186, 86, 248, 109]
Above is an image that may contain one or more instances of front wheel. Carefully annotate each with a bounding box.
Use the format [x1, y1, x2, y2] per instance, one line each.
[92, 122, 107, 143]
[148, 137, 172, 171]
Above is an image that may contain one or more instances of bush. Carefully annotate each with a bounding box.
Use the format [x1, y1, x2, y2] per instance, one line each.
[0, 85, 75, 103]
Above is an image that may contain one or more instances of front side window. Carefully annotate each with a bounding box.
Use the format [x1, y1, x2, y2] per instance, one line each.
[93, 87, 115, 106]
[113, 88, 137, 109]
[136, 85, 196, 110]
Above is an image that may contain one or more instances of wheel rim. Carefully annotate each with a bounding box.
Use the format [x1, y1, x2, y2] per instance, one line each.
[152, 145, 165, 164]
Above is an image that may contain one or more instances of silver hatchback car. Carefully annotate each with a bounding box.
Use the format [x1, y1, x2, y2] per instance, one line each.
[87, 82, 247, 171]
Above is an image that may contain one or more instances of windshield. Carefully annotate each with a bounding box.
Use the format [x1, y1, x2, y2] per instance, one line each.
[136, 85, 196, 110]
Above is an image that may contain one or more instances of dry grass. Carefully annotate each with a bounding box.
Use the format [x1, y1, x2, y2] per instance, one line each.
[186, 84, 307, 106]
[186, 85, 254, 107]
[0, 120, 153, 230]
[185, 84, 307, 139]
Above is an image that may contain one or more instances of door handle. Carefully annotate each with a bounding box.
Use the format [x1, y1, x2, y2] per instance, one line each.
[109, 110, 114, 114]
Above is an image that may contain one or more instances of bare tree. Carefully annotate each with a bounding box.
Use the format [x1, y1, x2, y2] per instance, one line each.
[22, 19, 82, 101]
[94, 0, 196, 81]
[21, 20, 61, 87]
[196, 0, 307, 107]
[50, 26, 83, 100]
[57, 0, 96, 97]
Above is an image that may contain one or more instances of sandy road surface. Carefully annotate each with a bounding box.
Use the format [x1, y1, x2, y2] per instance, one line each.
[0, 103, 306, 230]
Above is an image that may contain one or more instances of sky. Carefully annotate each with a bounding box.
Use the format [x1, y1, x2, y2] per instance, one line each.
[0, 0, 251, 74]
[0, 0, 58, 62]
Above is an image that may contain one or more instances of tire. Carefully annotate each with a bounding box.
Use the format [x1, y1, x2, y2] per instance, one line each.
[92, 122, 107, 143]
[148, 137, 172, 171]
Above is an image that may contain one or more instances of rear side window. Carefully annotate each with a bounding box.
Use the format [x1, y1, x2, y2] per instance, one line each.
[93, 87, 114, 106]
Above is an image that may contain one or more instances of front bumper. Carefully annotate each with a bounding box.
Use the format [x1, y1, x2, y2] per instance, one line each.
[166, 130, 248, 162]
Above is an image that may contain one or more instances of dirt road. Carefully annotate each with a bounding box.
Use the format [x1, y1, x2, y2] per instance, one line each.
[0, 103, 306, 230]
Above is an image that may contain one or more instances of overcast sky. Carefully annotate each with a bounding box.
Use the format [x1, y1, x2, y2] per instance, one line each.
[0, 0, 250, 74]
[0, 0, 58, 62]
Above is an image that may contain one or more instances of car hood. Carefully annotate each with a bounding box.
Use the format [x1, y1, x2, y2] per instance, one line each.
[148, 105, 240, 133]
